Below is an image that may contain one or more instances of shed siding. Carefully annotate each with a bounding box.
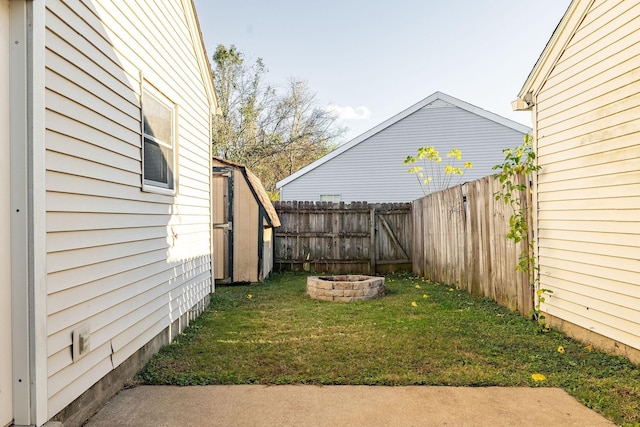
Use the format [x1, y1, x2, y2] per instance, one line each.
[233, 168, 260, 282]
[280, 100, 526, 202]
[535, 0, 640, 351]
[45, 0, 212, 416]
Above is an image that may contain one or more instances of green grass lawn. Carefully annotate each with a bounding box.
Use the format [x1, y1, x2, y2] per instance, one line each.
[138, 272, 640, 425]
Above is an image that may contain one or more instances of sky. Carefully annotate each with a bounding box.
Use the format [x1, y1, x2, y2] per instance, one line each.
[193, 1, 573, 143]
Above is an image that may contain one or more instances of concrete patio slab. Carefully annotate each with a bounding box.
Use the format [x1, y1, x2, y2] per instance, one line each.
[84, 385, 614, 427]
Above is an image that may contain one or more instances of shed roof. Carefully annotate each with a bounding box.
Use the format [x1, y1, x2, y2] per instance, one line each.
[212, 157, 281, 227]
[276, 91, 531, 189]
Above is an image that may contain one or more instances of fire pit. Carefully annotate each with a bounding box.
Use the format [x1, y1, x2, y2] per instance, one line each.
[307, 275, 385, 302]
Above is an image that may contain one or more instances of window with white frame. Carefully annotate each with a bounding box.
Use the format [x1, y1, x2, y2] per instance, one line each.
[320, 194, 342, 203]
[142, 88, 176, 191]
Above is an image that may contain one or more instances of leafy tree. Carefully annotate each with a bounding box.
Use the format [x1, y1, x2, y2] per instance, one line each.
[211, 45, 345, 198]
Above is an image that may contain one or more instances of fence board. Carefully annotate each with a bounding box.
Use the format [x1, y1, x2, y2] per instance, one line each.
[412, 175, 533, 315]
[274, 201, 412, 274]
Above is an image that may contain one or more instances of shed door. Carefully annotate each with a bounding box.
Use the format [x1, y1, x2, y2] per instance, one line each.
[1, 0, 14, 423]
[212, 167, 233, 283]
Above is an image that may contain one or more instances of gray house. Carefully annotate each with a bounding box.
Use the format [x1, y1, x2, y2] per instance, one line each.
[276, 92, 530, 203]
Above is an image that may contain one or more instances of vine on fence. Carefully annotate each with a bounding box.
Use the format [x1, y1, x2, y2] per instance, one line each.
[492, 134, 551, 328]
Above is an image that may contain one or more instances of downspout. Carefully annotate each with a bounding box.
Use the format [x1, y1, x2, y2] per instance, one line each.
[10, 0, 47, 425]
[529, 94, 541, 312]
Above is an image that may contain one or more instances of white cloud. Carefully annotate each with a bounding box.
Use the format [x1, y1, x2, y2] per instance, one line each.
[325, 105, 372, 120]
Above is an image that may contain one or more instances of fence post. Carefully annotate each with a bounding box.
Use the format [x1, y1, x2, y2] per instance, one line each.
[369, 207, 376, 274]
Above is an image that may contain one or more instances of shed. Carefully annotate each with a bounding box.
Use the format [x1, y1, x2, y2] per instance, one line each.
[2, 1, 217, 425]
[513, 0, 640, 363]
[212, 157, 281, 283]
[276, 91, 530, 202]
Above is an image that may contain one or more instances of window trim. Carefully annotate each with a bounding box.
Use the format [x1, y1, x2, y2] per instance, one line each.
[320, 194, 342, 203]
[141, 83, 177, 195]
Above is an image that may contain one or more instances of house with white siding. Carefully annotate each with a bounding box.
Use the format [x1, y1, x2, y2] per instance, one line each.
[2, 1, 217, 425]
[513, 0, 640, 363]
[276, 91, 530, 203]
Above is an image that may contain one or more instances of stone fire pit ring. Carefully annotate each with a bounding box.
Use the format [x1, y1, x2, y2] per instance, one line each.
[307, 275, 385, 302]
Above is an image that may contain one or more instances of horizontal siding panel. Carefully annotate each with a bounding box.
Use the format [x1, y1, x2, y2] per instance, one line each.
[47, 226, 166, 252]
[539, 143, 640, 175]
[540, 255, 640, 291]
[544, 2, 640, 88]
[47, 259, 174, 315]
[47, 212, 170, 232]
[46, 110, 140, 160]
[538, 47, 640, 119]
[538, 91, 640, 139]
[46, 237, 167, 274]
[538, 180, 640, 200]
[537, 131, 637, 166]
[546, 278, 640, 325]
[47, 249, 169, 294]
[537, 110, 640, 157]
[175, 183, 210, 201]
[544, 295, 640, 350]
[538, 103, 640, 152]
[538, 196, 640, 210]
[47, 258, 210, 336]
[47, 130, 139, 174]
[92, 2, 203, 116]
[539, 228, 639, 248]
[47, 193, 170, 215]
[46, 90, 139, 144]
[537, 207, 639, 222]
[541, 262, 640, 301]
[172, 195, 211, 210]
[540, 237, 640, 262]
[46, 171, 170, 204]
[45, 8, 138, 92]
[45, 69, 139, 131]
[539, 218, 640, 235]
[538, 171, 639, 196]
[538, 72, 640, 130]
[46, 151, 139, 187]
[103, 1, 209, 127]
[47, 340, 113, 398]
[47, 344, 113, 418]
[540, 247, 640, 278]
[45, 47, 139, 120]
[537, 156, 639, 184]
[176, 172, 211, 194]
[110, 316, 168, 368]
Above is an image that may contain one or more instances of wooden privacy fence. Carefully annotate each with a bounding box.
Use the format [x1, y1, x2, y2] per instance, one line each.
[412, 175, 533, 315]
[273, 201, 412, 274]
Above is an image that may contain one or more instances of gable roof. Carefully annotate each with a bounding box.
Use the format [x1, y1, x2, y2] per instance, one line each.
[276, 91, 531, 189]
[213, 157, 281, 227]
[183, 0, 218, 112]
[513, 0, 593, 110]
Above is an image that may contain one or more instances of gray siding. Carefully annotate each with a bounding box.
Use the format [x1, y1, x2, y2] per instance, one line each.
[281, 99, 527, 202]
[45, 0, 212, 417]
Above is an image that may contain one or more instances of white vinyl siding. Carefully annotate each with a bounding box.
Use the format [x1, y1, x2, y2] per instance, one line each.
[281, 99, 527, 202]
[534, 0, 640, 352]
[44, 0, 212, 417]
